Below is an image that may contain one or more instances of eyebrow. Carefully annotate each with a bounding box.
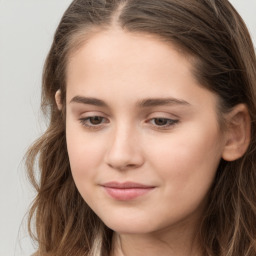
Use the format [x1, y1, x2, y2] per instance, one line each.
[70, 96, 190, 108]
[136, 98, 190, 107]
[70, 96, 107, 107]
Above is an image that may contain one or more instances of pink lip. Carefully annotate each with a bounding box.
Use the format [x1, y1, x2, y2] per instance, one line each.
[102, 182, 155, 201]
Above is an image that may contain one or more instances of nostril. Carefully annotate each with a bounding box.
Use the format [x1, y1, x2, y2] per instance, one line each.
[126, 163, 138, 168]
[108, 162, 138, 171]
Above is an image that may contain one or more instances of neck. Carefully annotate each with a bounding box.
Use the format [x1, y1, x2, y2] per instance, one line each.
[110, 222, 202, 256]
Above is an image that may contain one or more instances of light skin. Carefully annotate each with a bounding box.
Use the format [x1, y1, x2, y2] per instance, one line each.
[56, 29, 250, 256]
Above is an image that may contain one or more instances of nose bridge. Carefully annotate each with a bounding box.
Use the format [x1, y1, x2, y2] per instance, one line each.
[105, 120, 144, 170]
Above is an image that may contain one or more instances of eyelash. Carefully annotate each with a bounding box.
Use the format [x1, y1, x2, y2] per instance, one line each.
[148, 117, 179, 129]
[79, 116, 109, 130]
[79, 116, 179, 130]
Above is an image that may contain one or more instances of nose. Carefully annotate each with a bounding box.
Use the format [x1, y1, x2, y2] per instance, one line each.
[104, 124, 144, 171]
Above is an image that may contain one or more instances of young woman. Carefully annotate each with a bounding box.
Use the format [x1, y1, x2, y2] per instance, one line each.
[26, 0, 256, 255]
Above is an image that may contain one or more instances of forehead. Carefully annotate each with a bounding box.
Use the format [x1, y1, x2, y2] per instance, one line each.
[65, 29, 217, 111]
[67, 29, 191, 67]
[66, 29, 195, 86]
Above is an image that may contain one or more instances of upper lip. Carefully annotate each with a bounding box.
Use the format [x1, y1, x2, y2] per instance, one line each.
[102, 182, 155, 189]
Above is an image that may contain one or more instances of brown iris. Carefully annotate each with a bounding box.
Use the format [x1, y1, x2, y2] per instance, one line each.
[89, 116, 104, 125]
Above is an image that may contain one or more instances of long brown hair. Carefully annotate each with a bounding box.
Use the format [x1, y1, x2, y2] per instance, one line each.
[26, 0, 256, 255]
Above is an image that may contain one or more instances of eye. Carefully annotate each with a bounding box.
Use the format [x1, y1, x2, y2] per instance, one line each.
[149, 117, 179, 128]
[79, 116, 109, 128]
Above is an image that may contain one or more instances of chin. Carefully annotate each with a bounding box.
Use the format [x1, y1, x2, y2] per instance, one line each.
[101, 216, 158, 235]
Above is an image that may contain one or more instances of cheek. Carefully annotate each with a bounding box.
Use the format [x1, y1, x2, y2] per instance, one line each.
[65, 130, 105, 208]
[148, 125, 223, 195]
[65, 124, 104, 182]
[141, 130, 223, 226]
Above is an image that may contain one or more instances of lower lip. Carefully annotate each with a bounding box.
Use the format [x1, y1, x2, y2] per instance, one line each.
[103, 187, 154, 201]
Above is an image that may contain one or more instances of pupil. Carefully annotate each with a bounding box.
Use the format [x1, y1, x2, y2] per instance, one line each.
[90, 116, 102, 125]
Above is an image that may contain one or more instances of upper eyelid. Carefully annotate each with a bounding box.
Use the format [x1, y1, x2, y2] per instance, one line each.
[145, 112, 180, 119]
[78, 111, 109, 118]
[78, 113, 179, 120]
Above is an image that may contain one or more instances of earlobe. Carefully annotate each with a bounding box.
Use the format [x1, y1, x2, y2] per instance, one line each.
[222, 104, 251, 161]
[55, 89, 63, 110]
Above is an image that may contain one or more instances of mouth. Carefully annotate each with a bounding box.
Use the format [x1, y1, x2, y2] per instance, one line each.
[101, 182, 155, 201]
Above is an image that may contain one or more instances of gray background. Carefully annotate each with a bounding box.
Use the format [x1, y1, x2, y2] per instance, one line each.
[0, 0, 255, 255]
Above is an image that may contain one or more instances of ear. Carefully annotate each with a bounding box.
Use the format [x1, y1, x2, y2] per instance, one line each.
[55, 89, 62, 110]
[222, 104, 251, 161]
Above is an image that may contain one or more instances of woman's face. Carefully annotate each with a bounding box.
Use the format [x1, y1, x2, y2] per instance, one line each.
[65, 29, 226, 235]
